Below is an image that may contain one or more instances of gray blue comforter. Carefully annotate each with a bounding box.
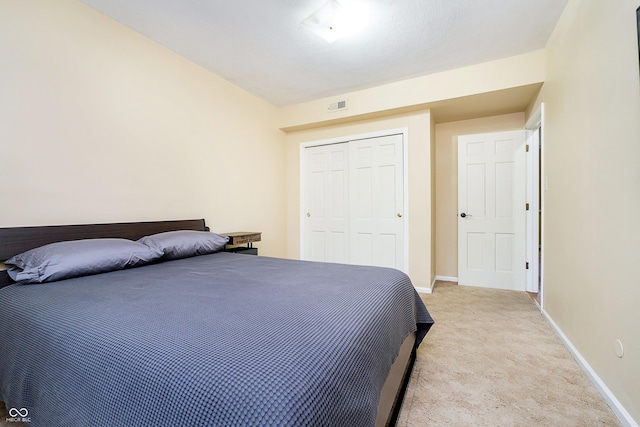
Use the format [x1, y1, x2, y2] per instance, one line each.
[0, 253, 433, 426]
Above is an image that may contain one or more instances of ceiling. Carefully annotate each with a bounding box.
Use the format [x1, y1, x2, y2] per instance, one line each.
[79, 0, 568, 108]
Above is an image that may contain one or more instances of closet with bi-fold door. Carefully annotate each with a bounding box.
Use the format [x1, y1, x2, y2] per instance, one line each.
[301, 132, 406, 272]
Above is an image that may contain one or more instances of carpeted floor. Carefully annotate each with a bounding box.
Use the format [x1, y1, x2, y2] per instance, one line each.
[397, 281, 621, 426]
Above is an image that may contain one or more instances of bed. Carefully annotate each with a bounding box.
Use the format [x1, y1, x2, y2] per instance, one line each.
[0, 219, 433, 427]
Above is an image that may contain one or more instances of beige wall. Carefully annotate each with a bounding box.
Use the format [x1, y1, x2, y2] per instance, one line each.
[278, 50, 545, 131]
[0, 0, 287, 256]
[285, 110, 435, 289]
[280, 49, 547, 291]
[534, 0, 640, 422]
[434, 113, 526, 278]
[3, 0, 639, 422]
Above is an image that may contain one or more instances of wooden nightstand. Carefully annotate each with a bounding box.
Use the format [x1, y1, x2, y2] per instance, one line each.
[223, 232, 261, 255]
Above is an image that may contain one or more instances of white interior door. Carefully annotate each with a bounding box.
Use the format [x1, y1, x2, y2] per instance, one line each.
[458, 130, 526, 291]
[304, 143, 349, 263]
[349, 134, 404, 269]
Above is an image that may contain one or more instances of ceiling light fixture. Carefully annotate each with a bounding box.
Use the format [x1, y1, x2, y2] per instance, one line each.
[303, 0, 369, 43]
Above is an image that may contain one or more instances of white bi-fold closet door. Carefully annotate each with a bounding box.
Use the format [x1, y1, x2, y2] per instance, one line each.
[302, 133, 405, 271]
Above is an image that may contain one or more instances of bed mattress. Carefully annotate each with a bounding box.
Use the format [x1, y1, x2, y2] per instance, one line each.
[0, 252, 432, 426]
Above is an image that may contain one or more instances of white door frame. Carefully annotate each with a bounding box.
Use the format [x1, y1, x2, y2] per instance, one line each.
[525, 103, 545, 309]
[299, 128, 410, 274]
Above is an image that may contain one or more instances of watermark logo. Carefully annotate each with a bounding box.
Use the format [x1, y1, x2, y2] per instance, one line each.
[6, 407, 31, 423]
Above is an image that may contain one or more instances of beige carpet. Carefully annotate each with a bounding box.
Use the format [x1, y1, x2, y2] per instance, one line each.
[397, 282, 620, 426]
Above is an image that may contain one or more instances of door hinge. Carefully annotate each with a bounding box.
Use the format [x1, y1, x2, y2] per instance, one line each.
[526, 262, 530, 270]
[526, 144, 530, 152]
[526, 203, 530, 211]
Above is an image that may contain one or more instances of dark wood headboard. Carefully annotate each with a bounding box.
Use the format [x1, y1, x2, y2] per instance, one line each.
[0, 219, 208, 261]
[0, 219, 208, 287]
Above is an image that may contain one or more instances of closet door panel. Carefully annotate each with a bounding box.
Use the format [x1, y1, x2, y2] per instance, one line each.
[303, 143, 349, 263]
[349, 134, 404, 270]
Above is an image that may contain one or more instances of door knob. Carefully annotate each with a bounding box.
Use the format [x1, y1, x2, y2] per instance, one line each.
[397, 213, 403, 218]
[460, 212, 468, 218]
[306, 212, 311, 218]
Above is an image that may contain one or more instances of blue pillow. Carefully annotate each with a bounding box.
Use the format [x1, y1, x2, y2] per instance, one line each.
[138, 230, 229, 260]
[6, 238, 163, 284]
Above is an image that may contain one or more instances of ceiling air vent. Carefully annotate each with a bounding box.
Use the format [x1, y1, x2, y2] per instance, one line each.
[328, 100, 348, 113]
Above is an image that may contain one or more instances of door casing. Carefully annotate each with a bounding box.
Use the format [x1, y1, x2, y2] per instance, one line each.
[525, 103, 545, 308]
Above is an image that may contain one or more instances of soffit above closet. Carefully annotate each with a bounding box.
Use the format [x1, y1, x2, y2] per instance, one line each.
[79, 0, 568, 108]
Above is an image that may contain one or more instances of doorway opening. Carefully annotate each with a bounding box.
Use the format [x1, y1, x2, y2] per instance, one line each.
[525, 103, 544, 309]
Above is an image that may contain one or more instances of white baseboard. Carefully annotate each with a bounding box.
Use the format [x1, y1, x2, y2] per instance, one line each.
[434, 275, 458, 283]
[414, 286, 432, 294]
[414, 276, 459, 295]
[542, 309, 638, 427]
